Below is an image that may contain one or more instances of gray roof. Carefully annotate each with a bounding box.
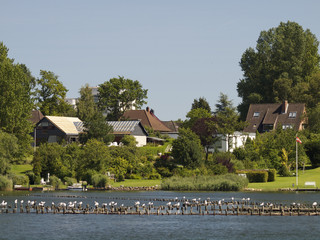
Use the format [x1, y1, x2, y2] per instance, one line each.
[108, 121, 146, 134]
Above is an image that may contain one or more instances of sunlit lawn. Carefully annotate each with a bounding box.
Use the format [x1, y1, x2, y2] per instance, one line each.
[248, 167, 320, 191]
[10, 164, 33, 175]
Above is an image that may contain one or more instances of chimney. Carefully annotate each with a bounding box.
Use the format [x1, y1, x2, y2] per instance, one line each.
[146, 106, 150, 112]
[281, 100, 288, 114]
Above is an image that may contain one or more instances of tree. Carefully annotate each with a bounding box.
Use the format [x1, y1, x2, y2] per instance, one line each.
[191, 97, 211, 112]
[36, 70, 73, 116]
[0, 42, 35, 151]
[0, 131, 19, 175]
[171, 128, 204, 168]
[98, 76, 148, 120]
[77, 84, 114, 144]
[215, 93, 245, 151]
[191, 117, 219, 161]
[183, 108, 212, 129]
[237, 21, 320, 119]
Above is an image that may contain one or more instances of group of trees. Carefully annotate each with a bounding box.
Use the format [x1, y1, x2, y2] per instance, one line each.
[32, 138, 160, 185]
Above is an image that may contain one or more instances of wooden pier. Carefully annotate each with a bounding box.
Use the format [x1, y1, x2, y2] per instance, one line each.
[1, 198, 320, 216]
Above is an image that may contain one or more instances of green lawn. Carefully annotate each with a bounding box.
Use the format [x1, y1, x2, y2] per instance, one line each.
[10, 164, 33, 175]
[111, 179, 161, 188]
[248, 167, 320, 191]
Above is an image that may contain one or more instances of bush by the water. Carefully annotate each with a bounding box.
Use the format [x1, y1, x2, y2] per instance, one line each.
[8, 173, 29, 186]
[161, 174, 248, 191]
[0, 175, 13, 191]
[91, 174, 109, 188]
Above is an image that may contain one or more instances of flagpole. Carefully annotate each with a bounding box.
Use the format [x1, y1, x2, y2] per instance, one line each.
[296, 135, 298, 187]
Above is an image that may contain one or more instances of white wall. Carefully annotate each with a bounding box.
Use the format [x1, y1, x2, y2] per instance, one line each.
[134, 135, 147, 147]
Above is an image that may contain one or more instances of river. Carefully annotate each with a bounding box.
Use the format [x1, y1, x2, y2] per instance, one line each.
[0, 190, 319, 240]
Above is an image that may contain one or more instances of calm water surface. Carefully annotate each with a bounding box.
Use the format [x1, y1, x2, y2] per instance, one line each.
[0, 191, 320, 240]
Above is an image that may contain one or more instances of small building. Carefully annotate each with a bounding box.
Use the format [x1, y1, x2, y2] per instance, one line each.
[209, 131, 256, 153]
[107, 120, 148, 147]
[34, 116, 83, 145]
[244, 101, 307, 133]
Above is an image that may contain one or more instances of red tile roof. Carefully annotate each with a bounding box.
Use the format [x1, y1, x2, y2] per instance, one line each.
[123, 109, 172, 132]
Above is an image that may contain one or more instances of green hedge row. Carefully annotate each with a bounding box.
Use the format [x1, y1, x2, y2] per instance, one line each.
[237, 169, 276, 183]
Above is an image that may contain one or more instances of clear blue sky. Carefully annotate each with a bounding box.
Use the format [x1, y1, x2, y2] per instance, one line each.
[1, 0, 320, 120]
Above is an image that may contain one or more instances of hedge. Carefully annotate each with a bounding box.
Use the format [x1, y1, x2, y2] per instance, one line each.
[237, 169, 276, 183]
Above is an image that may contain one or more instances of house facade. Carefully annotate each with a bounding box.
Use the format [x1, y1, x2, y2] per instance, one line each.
[34, 116, 83, 145]
[244, 101, 307, 133]
[209, 131, 256, 153]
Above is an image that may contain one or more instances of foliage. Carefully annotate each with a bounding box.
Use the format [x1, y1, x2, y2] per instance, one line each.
[91, 174, 109, 188]
[36, 70, 73, 116]
[49, 175, 61, 189]
[98, 76, 148, 120]
[108, 157, 129, 181]
[215, 93, 246, 150]
[78, 139, 110, 180]
[8, 173, 29, 186]
[0, 42, 34, 152]
[77, 84, 114, 145]
[268, 169, 277, 182]
[0, 131, 19, 175]
[171, 128, 204, 168]
[120, 135, 138, 147]
[33, 143, 69, 180]
[233, 127, 308, 171]
[64, 177, 77, 186]
[304, 135, 320, 167]
[237, 21, 320, 119]
[246, 171, 268, 183]
[191, 117, 219, 161]
[183, 108, 211, 129]
[161, 174, 248, 191]
[191, 97, 211, 112]
[0, 175, 13, 191]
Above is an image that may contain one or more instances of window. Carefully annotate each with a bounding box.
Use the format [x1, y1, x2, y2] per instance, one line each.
[282, 124, 293, 130]
[289, 112, 297, 118]
[253, 112, 260, 117]
[263, 124, 273, 132]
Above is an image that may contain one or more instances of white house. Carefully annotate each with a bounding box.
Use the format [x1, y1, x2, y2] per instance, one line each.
[208, 131, 256, 153]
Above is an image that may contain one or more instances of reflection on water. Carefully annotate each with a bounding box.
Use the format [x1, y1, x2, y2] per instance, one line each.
[0, 191, 320, 240]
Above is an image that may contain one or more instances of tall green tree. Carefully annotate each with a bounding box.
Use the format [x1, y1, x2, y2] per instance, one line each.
[0, 42, 35, 152]
[237, 21, 320, 119]
[171, 128, 204, 168]
[77, 84, 114, 144]
[98, 76, 148, 120]
[215, 93, 245, 151]
[36, 70, 73, 116]
[191, 97, 211, 112]
[183, 108, 212, 129]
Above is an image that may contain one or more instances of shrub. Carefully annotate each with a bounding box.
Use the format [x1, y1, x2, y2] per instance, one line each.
[64, 177, 77, 186]
[8, 173, 29, 186]
[91, 174, 109, 188]
[49, 175, 61, 189]
[267, 169, 276, 182]
[246, 171, 268, 183]
[0, 175, 13, 191]
[161, 174, 248, 191]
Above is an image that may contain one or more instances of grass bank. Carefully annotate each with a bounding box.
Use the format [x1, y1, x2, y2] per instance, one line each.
[247, 167, 320, 191]
[110, 179, 161, 188]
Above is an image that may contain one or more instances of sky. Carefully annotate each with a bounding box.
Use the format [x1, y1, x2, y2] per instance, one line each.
[1, 0, 320, 120]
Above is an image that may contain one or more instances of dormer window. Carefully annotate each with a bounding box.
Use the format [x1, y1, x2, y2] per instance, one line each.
[289, 112, 296, 118]
[253, 112, 260, 117]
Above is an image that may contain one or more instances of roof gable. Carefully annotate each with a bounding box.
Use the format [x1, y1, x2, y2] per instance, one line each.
[108, 120, 148, 136]
[123, 110, 172, 132]
[44, 116, 84, 135]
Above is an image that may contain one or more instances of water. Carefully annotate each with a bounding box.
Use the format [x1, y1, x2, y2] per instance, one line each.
[1, 191, 320, 240]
